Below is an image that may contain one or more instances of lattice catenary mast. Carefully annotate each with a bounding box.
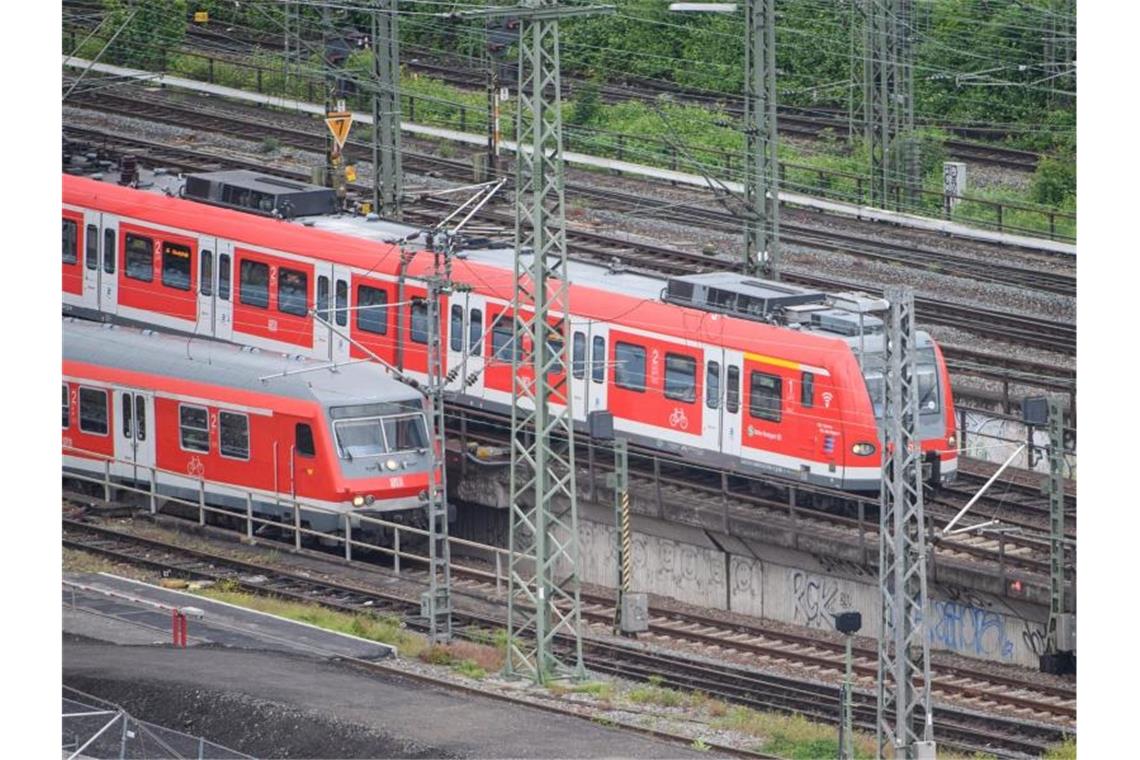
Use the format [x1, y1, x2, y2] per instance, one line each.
[372, 0, 402, 217]
[744, 0, 780, 278]
[864, 0, 918, 208]
[876, 286, 935, 759]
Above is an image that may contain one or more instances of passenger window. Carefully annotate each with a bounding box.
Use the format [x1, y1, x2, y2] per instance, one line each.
[614, 342, 647, 392]
[85, 225, 98, 271]
[726, 365, 740, 414]
[62, 219, 78, 264]
[468, 309, 482, 355]
[492, 323, 517, 362]
[664, 353, 697, 403]
[179, 405, 210, 452]
[591, 336, 605, 383]
[410, 298, 428, 344]
[317, 276, 330, 322]
[749, 371, 782, 423]
[162, 242, 192, 290]
[218, 253, 231, 300]
[121, 394, 133, 438]
[801, 371, 814, 408]
[124, 234, 153, 282]
[335, 279, 348, 326]
[78, 387, 108, 436]
[450, 304, 464, 351]
[572, 332, 586, 379]
[219, 411, 250, 460]
[62, 385, 70, 429]
[706, 361, 720, 409]
[200, 250, 213, 296]
[356, 285, 388, 334]
[295, 423, 316, 457]
[135, 395, 146, 441]
[277, 267, 308, 317]
[545, 335, 563, 377]
[103, 229, 116, 274]
[239, 259, 269, 308]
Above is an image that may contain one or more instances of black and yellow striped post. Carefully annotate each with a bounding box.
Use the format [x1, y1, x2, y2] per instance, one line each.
[610, 438, 631, 635]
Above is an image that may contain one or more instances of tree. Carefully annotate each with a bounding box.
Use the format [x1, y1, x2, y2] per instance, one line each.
[103, 0, 188, 70]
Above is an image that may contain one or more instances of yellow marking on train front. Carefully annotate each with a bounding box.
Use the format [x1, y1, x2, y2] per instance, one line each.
[744, 352, 801, 370]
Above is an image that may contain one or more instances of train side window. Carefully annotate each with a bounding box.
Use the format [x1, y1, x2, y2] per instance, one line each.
[85, 225, 99, 271]
[450, 304, 464, 351]
[78, 387, 108, 436]
[295, 423, 316, 457]
[410, 298, 428, 344]
[726, 365, 740, 414]
[591, 336, 605, 383]
[218, 253, 231, 300]
[801, 371, 814, 408]
[469, 309, 482, 355]
[239, 259, 269, 308]
[179, 405, 210, 453]
[572, 332, 586, 379]
[219, 411, 250, 460]
[614, 341, 647, 392]
[103, 229, 116, 274]
[62, 385, 70, 429]
[492, 323, 517, 362]
[335, 279, 348, 326]
[200, 250, 213, 296]
[135, 395, 146, 441]
[162, 242, 192, 291]
[62, 219, 78, 264]
[277, 267, 308, 317]
[664, 353, 697, 403]
[124, 234, 154, 282]
[317, 276, 330, 321]
[356, 285, 388, 334]
[121, 394, 133, 438]
[706, 361, 720, 409]
[749, 371, 782, 423]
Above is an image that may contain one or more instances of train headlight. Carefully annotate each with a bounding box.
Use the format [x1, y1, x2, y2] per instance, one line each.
[385, 458, 400, 471]
[947, 433, 957, 450]
[851, 442, 876, 456]
[352, 495, 365, 507]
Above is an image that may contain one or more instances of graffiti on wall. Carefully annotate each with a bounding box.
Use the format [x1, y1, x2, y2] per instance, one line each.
[928, 599, 1014, 660]
[791, 570, 852, 629]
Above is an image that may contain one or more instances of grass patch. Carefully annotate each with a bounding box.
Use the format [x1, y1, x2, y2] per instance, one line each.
[195, 588, 425, 657]
[713, 705, 876, 759]
[1045, 738, 1076, 760]
[417, 638, 504, 678]
[627, 676, 687, 709]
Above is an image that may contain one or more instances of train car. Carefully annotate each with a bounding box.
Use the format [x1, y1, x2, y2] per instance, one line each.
[62, 318, 435, 530]
[62, 172, 957, 490]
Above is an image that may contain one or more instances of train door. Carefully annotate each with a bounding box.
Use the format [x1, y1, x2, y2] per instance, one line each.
[112, 389, 155, 485]
[447, 291, 486, 396]
[568, 318, 589, 422]
[80, 210, 101, 311]
[721, 349, 744, 459]
[214, 240, 234, 342]
[312, 263, 352, 362]
[702, 349, 723, 450]
[99, 214, 120, 315]
[584, 322, 609, 416]
[197, 235, 217, 334]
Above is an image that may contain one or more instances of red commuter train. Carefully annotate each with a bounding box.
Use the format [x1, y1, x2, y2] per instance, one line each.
[62, 172, 957, 490]
[63, 317, 435, 530]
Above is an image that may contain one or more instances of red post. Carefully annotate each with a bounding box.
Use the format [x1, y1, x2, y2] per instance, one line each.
[180, 612, 188, 647]
[171, 610, 188, 647]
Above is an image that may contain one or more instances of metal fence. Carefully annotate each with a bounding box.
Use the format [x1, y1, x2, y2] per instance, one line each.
[62, 687, 251, 760]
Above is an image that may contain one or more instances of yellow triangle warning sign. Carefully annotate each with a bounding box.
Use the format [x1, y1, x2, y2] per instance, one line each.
[325, 111, 353, 149]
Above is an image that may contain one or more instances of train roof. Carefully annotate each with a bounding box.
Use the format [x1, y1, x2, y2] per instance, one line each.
[63, 318, 420, 409]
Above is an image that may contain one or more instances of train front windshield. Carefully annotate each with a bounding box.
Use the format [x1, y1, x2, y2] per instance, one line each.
[862, 348, 940, 419]
[333, 412, 428, 459]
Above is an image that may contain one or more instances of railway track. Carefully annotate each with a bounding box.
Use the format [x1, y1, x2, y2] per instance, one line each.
[62, 515, 1074, 758]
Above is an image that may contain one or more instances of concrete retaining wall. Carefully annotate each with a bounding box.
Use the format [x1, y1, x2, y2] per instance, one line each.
[455, 501, 1048, 669]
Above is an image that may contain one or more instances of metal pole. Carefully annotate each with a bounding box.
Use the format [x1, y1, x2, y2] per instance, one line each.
[876, 286, 935, 758]
[611, 438, 630, 634]
[372, 1, 402, 216]
[841, 633, 855, 760]
[423, 258, 453, 644]
[1043, 397, 1074, 673]
[743, 0, 780, 278]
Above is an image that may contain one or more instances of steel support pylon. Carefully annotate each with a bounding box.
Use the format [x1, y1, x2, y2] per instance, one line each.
[1045, 397, 1067, 653]
[423, 254, 453, 644]
[876, 286, 935, 758]
[372, 0, 402, 217]
[864, 0, 917, 209]
[744, 0, 780, 278]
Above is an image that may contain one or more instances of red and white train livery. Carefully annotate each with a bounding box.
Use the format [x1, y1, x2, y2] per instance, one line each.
[62, 173, 956, 490]
[63, 317, 435, 528]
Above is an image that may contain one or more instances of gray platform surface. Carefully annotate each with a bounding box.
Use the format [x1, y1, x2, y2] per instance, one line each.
[64, 572, 394, 660]
[63, 574, 714, 758]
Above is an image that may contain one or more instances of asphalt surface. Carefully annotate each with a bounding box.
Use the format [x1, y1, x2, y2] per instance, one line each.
[62, 574, 714, 758]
